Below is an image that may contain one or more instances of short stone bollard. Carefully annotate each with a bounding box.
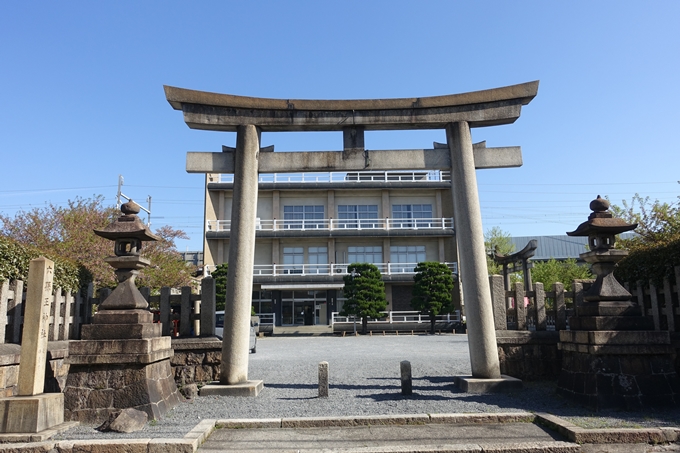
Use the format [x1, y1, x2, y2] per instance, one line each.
[318, 361, 329, 398]
[400, 360, 412, 395]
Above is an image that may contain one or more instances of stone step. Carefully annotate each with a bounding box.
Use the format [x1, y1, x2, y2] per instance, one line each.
[199, 421, 579, 453]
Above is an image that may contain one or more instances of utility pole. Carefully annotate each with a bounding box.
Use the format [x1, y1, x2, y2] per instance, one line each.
[116, 175, 152, 225]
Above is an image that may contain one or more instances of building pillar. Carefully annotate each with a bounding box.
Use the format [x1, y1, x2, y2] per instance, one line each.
[220, 124, 260, 385]
[435, 190, 443, 219]
[328, 238, 335, 270]
[381, 189, 390, 228]
[272, 190, 280, 230]
[272, 239, 280, 274]
[327, 190, 335, 229]
[446, 121, 501, 380]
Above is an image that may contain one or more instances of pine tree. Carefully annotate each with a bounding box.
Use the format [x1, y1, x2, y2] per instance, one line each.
[340, 263, 387, 335]
[210, 263, 228, 310]
[411, 262, 454, 334]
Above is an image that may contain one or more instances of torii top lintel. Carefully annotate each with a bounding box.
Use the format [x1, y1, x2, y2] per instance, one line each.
[164, 81, 538, 132]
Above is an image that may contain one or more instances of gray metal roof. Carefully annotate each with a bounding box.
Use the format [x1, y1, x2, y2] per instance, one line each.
[510, 233, 636, 261]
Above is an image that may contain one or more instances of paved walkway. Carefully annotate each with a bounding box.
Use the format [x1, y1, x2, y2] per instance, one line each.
[200, 421, 574, 453]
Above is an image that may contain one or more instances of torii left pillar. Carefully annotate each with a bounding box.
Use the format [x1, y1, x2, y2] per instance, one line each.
[200, 124, 264, 396]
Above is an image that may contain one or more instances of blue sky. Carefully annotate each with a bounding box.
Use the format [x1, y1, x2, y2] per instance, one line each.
[1, 1, 679, 252]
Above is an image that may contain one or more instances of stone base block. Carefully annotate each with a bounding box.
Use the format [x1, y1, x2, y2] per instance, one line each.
[67, 337, 172, 365]
[454, 375, 523, 393]
[0, 421, 78, 443]
[199, 380, 264, 397]
[92, 309, 154, 325]
[64, 358, 182, 423]
[557, 347, 680, 410]
[569, 316, 654, 331]
[0, 393, 64, 433]
[577, 301, 642, 317]
[81, 322, 161, 340]
[559, 330, 671, 345]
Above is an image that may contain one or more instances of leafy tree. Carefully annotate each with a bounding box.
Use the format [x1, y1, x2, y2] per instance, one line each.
[210, 263, 228, 310]
[0, 196, 117, 288]
[411, 262, 454, 334]
[609, 191, 680, 284]
[0, 196, 195, 292]
[484, 226, 516, 276]
[610, 193, 680, 249]
[0, 235, 84, 292]
[136, 225, 196, 293]
[340, 263, 387, 335]
[531, 258, 593, 292]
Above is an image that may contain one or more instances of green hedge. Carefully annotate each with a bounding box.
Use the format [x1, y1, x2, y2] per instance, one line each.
[614, 237, 680, 286]
[0, 236, 86, 292]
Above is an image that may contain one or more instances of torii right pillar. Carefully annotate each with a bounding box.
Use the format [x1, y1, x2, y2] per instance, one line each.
[447, 121, 522, 392]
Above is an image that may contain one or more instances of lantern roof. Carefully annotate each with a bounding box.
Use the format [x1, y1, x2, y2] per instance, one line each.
[567, 196, 637, 237]
[94, 201, 160, 242]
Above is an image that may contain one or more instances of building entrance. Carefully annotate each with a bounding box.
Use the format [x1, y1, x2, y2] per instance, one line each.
[281, 290, 327, 326]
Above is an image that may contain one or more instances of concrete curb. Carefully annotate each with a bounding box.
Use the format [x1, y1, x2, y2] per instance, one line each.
[0, 419, 217, 453]
[216, 412, 536, 429]
[535, 412, 680, 444]
[0, 413, 677, 452]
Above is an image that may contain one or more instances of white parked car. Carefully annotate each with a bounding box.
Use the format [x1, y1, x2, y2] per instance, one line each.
[215, 311, 257, 353]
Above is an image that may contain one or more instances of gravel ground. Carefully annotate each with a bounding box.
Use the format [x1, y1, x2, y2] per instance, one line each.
[55, 334, 680, 440]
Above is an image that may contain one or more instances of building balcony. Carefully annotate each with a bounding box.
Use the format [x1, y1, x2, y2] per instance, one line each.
[206, 218, 454, 239]
[218, 170, 450, 184]
[207, 170, 452, 190]
[205, 262, 458, 280]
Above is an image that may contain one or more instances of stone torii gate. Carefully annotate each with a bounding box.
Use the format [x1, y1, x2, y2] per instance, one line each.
[165, 81, 538, 394]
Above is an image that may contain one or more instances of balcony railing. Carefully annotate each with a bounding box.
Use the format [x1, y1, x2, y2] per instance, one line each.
[205, 262, 458, 277]
[217, 170, 451, 184]
[331, 310, 462, 326]
[207, 217, 454, 232]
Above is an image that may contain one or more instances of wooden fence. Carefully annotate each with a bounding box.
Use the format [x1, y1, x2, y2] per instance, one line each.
[0, 279, 95, 343]
[0, 277, 218, 344]
[491, 265, 680, 333]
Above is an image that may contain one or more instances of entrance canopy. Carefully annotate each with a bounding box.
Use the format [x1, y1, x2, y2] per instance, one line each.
[164, 81, 538, 132]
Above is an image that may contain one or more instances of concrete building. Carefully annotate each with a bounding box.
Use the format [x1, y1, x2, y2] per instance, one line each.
[202, 169, 458, 327]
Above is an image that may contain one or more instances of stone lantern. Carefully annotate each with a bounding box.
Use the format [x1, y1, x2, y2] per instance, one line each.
[565, 195, 650, 330]
[92, 201, 159, 312]
[557, 196, 679, 410]
[64, 201, 181, 423]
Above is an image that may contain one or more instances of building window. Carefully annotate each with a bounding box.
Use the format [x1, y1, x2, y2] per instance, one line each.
[284, 205, 324, 229]
[338, 205, 379, 228]
[390, 245, 426, 272]
[348, 246, 383, 264]
[392, 204, 432, 228]
[252, 290, 273, 314]
[308, 246, 328, 273]
[283, 247, 304, 274]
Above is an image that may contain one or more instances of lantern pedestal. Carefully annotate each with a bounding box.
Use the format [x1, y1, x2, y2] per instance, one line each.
[65, 306, 181, 423]
[557, 196, 680, 410]
[557, 330, 679, 410]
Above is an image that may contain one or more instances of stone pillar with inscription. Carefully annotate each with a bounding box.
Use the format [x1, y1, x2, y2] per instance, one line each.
[63, 202, 181, 423]
[0, 257, 67, 435]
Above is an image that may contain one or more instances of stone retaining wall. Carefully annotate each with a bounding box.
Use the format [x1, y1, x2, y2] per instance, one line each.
[496, 331, 561, 380]
[0, 341, 69, 397]
[170, 337, 223, 386]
